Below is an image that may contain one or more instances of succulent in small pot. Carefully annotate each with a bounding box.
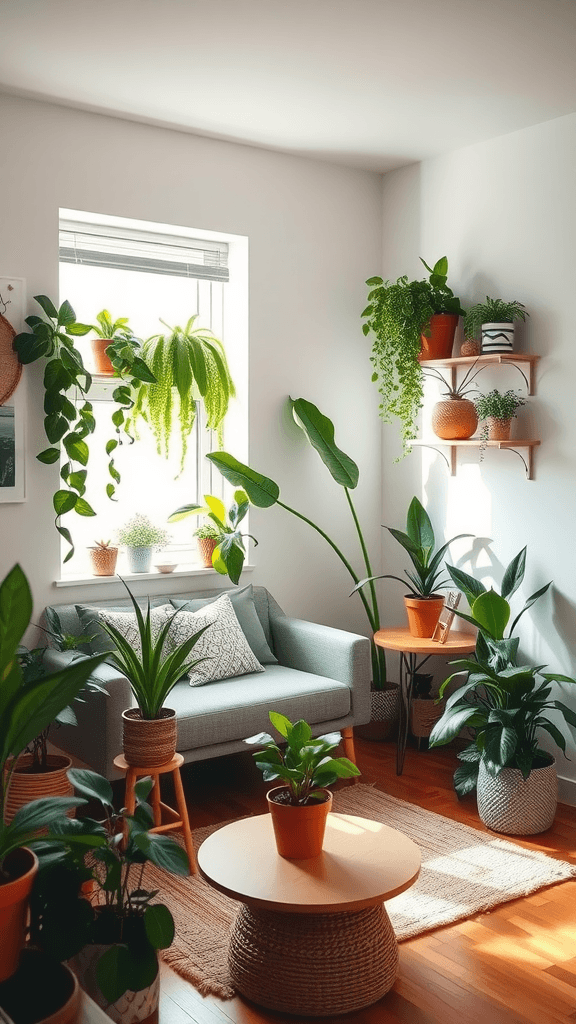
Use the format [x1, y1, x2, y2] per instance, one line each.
[246, 712, 361, 858]
[474, 389, 526, 451]
[100, 579, 210, 767]
[88, 538, 119, 577]
[463, 297, 529, 354]
[424, 360, 484, 440]
[117, 514, 170, 575]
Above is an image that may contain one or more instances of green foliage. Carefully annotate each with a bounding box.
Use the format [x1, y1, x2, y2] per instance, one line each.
[353, 496, 471, 599]
[168, 491, 253, 584]
[207, 397, 389, 688]
[117, 513, 169, 548]
[128, 315, 235, 473]
[30, 767, 188, 1001]
[362, 258, 465, 456]
[99, 579, 210, 718]
[246, 712, 360, 804]
[474, 389, 526, 421]
[464, 297, 529, 339]
[0, 565, 106, 869]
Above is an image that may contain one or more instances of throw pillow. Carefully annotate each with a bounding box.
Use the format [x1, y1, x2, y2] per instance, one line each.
[164, 593, 264, 686]
[91, 604, 173, 658]
[171, 584, 277, 665]
[76, 602, 172, 655]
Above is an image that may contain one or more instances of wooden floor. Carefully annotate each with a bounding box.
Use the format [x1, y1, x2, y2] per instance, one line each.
[152, 736, 576, 1024]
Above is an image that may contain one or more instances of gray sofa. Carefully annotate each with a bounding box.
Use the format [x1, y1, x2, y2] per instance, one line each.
[43, 585, 371, 779]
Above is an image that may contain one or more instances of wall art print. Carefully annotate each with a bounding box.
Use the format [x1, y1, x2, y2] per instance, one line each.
[0, 277, 26, 502]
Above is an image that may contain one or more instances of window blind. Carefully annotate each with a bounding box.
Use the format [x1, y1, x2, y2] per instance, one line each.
[59, 220, 229, 282]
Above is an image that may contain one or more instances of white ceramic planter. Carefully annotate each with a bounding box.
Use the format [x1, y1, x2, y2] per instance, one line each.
[477, 757, 557, 835]
[70, 945, 160, 1023]
[126, 546, 153, 573]
[481, 322, 515, 353]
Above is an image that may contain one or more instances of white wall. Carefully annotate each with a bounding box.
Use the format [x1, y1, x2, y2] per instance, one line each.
[0, 94, 383, 639]
[381, 111, 576, 799]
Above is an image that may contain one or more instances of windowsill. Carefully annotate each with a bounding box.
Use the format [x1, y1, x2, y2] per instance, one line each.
[54, 564, 254, 588]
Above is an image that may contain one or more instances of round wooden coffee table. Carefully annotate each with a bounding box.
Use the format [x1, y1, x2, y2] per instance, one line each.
[198, 811, 420, 1016]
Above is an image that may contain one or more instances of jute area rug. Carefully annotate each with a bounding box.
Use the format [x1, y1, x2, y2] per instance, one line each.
[147, 784, 576, 1000]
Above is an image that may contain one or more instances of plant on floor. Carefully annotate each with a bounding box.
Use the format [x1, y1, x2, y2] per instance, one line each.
[362, 257, 465, 455]
[128, 315, 236, 473]
[246, 712, 360, 805]
[168, 491, 255, 583]
[30, 768, 189, 1005]
[464, 298, 529, 340]
[206, 397, 388, 688]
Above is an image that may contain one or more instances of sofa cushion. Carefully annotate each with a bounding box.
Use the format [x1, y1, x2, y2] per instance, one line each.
[96, 604, 173, 657]
[168, 664, 351, 750]
[72, 598, 171, 655]
[171, 584, 277, 665]
[163, 594, 265, 686]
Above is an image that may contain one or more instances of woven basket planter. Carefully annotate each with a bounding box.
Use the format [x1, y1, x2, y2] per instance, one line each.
[70, 944, 160, 1023]
[197, 537, 217, 568]
[410, 697, 445, 739]
[477, 758, 557, 835]
[356, 685, 400, 741]
[486, 417, 512, 441]
[122, 708, 177, 767]
[432, 399, 478, 440]
[4, 754, 74, 825]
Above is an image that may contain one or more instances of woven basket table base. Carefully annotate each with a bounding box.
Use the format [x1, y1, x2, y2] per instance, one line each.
[229, 902, 399, 1016]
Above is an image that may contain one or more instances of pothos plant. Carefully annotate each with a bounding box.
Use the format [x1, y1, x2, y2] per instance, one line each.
[168, 491, 255, 584]
[206, 397, 389, 689]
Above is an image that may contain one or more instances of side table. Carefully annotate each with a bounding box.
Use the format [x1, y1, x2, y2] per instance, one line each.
[373, 628, 476, 775]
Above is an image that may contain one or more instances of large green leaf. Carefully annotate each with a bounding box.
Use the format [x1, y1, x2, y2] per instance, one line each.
[67, 768, 114, 808]
[453, 761, 479, 796]
[429, 704, 479, 747]
[406, 497, 434, 554]
[133, 832, 190, 876]
[509, 581, 552, 636]
[144, 903, 175, 950]
[207, 452, 279, 507]
[470, 590, 510, 640]
[0, 565, 32, 686]
[212, 534, 245, 585]
[446, 563, 486, 605]
[501, 548, 526, 600]
[96, 945, 132, 1003]
[290, 398, 359, 489]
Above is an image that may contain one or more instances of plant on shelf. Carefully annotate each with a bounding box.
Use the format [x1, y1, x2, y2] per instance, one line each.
[362, 257, 466, 456]
[99, 579, 209, 766]
[424, 359, 484, 440]
[30, 768, 189, 1013]
[0, 564, 106, 983]
[430, 550, 576, 834]
[352, 496, 472, 639]
[464, 297, 529, 340]
[474, 388, 526, 449]
[128, 315, 236, 474]
[168, 491, 255, 581]
[246, 711, 360, 857]
[206, 397, 389, 690]
[117, 513, 170, 574]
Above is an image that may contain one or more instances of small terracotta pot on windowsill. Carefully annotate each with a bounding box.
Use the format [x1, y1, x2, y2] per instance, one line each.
[91, 338, 114, 375]
[197, 537, 217, 568]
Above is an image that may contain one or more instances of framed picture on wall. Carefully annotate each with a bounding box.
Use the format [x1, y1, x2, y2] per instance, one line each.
[0, 276, 26, 503]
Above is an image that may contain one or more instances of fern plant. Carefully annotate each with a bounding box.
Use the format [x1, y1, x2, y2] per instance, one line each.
[464, 298, 529, 340]
[128, 316, 235, 473]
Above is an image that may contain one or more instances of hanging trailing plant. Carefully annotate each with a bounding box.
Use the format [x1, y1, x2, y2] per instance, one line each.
[128, 316, 235, 473]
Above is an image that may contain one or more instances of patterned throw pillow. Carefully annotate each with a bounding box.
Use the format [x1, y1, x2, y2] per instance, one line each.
[162, 593, 265, 686]
[98, 604, 173, 658]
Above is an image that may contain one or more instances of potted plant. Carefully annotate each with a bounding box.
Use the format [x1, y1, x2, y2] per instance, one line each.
[128, 315, 236, 474]
[87, 538, 119, 577]
[463, 297, 529, 353]
[30, 767, 189, 1022]
[0, 948, 81, 1024]
[425, 360, 484, 440]
[353, 497, 472, 639]
[0, 565, 105, 984]
[362, 257, 465, 455]
[88, 309, 146, 377]
[99, 581, 209, 768]
[430, 548, 576, 834]
[168, 490, 255, 581]
[474, 388, 526, 444]
[409, 672, 444, 744]
[117, 514, 170, 574]
[246, 712, 360, 858]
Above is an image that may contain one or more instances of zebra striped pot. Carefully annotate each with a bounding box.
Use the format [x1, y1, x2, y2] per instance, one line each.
[481, 322, 515, 353]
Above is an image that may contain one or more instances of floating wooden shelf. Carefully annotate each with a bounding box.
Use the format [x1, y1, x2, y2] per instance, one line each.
[411, 438, 541, 479]
[420, 353, 540, 395]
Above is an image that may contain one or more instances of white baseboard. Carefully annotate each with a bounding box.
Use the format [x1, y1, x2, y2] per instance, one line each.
[557, 773, 576, 807]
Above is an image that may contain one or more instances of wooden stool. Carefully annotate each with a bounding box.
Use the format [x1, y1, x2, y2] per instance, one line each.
[113, 752, 196, 874]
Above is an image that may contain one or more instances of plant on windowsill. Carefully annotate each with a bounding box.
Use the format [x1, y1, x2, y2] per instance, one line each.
[128, 315, 236, 475]
[430, 548, 576, 835]
[87, 538, 119, 577]
[362, 257, 466, 456]
[474, 388, 526, 451]
[117, 513, 170, 574]
[30, 768, 189, 1017]
[168, 491, 255, 581]
[246, 711, 360, 858]
[463, 297, 529, 353]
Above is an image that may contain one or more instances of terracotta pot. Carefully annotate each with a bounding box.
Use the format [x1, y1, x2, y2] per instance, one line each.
[410, 696, 446, 739]
[122, 708, 177, 767]
[0, 948, 80, 1024]
[477, 757, 557, 835]
[356, 685, 400, 741]
[0, 847, 38, 983]
[481, 322, 515, 354]
[267, 787, 332, 859]
[486, 417, 512, 441]
[460, 339, 480, 357]
[4, 754, 74, 825]
[432, 399, 478, 440]
[419, 314, 459, 361]
[404, 595, 445, 639]
[70, 944, 159, 1024]
[91, 338, 114, 374]
[88, 545, 119, 577]
[197, 537, 217, 568]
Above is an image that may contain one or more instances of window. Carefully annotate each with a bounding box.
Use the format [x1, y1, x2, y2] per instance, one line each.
[58, 209, 248, 580]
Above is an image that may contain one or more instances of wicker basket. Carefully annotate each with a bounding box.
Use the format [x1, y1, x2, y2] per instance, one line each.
[486, 416, 512, 441]
[122, 708, 177, 767]
[477, 758, 557, 835]
[4, 754, 74, 825]
[356, 685, 400, 741]
[410, 697, 445, 739]
[432, 399, 478, 440]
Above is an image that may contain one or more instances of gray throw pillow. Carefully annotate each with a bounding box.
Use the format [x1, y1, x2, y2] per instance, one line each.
[171, 584, 277, 665]
[75, 601, 172, 656]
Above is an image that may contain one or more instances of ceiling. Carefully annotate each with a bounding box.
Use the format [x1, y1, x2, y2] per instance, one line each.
[1, 0, 576, 172]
